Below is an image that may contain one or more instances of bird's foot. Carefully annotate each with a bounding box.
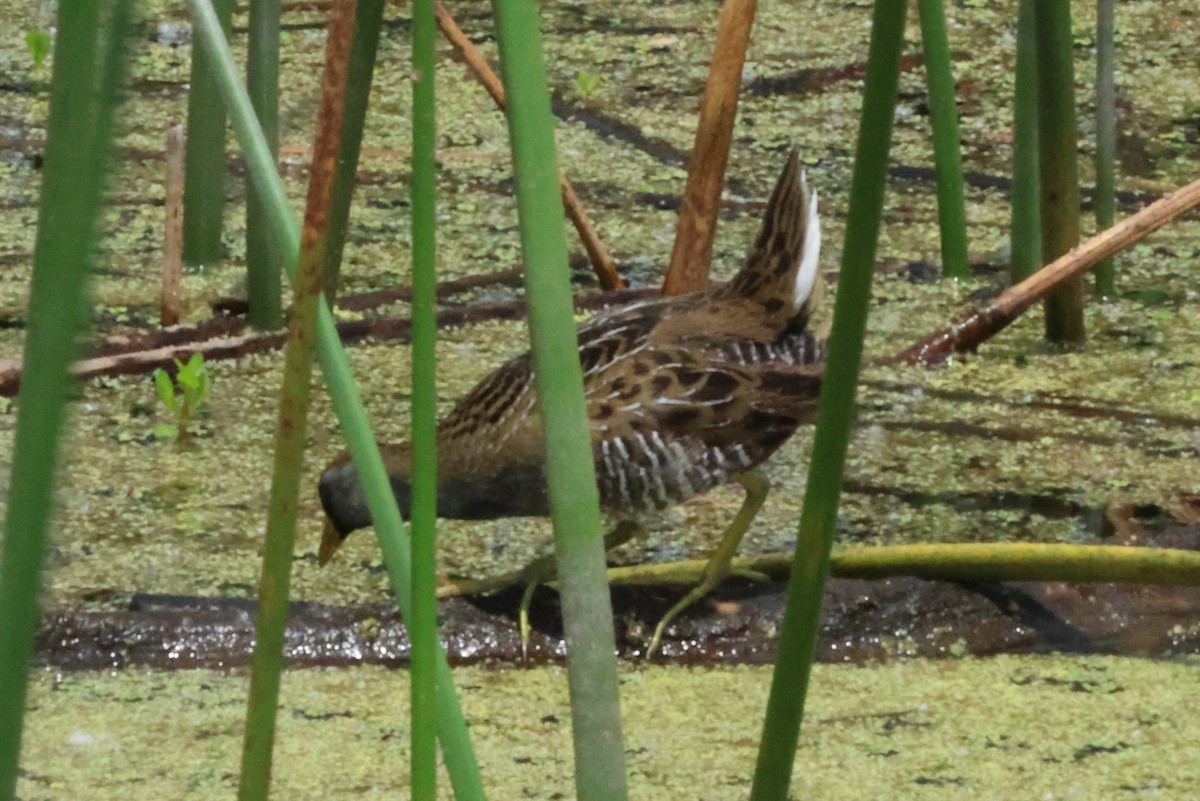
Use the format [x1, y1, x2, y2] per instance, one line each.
[646, 561, 728, 658]
[646, 471, 769, 657]
[645, 562, 771, 656]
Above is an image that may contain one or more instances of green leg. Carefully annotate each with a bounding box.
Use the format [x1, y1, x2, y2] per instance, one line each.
[517, 519, 645, 658]
[647, 469, 770, 656]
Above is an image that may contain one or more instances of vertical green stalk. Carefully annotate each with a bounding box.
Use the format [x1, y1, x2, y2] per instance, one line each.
[246, 0, 283, 328]
[322, 0, 387, 298]
[409, 0, 439, 797]
[236, 1, 356, 797]
[186, 3, 487, 799]
[1093, 0, 1116, 297]
[915, 0, 969, 279]
[0, 3, 131, 797]
[1033, 0, 1085, 343]
[490, 2, 629, 801]
[1010, 0, 1042, 283]
[749, 1, 906, 798]
[183, 0, 234, 266]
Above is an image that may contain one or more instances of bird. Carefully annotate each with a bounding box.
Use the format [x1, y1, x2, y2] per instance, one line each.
[317, 148, 826, 655]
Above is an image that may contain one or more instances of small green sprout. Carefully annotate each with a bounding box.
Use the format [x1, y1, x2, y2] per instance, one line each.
[153, 353, 213, 444]
[574, 71, 602, 100]
[25, 28, 51, 70]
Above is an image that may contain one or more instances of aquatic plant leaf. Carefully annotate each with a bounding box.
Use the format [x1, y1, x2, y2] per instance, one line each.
[25, 28, 51, 69]
[154, 368, 179, 413]
[152, 422, 179, 440]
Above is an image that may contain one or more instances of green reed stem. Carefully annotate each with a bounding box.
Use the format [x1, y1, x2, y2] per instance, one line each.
[410, 0, 439, 796]
[322, 0, 386, 298]
[183, 0, 234, 266]
[1093, 0, 1116, 297]
[186, 3, 486, 798]
[245, 0, 283, 328]
[1010, 0, 1042, 283]
[490, 2, 629, 800]
[236, 1, 356, 798]
[0, 4, 131, 797]
[1033, 0, 1085, 343]
[916, 0, 969, 279]
[750, 1, 905, 797]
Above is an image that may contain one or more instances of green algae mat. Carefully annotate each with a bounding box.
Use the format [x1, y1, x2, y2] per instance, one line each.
[20, 656, 1200, 800]
[3, 0, 1200, 797]
[0, 0, 1195, 611]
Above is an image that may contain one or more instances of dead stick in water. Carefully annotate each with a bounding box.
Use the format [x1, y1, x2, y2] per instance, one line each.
[433, 1, 623, 290]
[662, 0, 757, 296]
[0, 286, 659, 396]
[4, 174, 1196, 392]
[334, 266, 526, 312]
[898, 174, 1200, 365]
[0, 265, 530, 394]
[161, 124, 186, 327]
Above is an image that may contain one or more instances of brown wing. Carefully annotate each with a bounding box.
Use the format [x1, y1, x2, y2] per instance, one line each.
[435, 296, 671, 479]
[585, 331, 823, 513]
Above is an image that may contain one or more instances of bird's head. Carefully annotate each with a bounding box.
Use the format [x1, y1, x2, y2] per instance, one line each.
[317, 447, 413, 565]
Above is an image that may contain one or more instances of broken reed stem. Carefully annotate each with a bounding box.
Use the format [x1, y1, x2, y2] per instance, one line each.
[434, 2, 504, 100]
[626, 543, 1200, 588]
[0, 286, 660, 397]
[898, 174, 1200, 365]
[557, 178, 622, 289]
[662, 0, 757, 296]
[434, 1, 623, 290]
[237, 1, 357, 798]
[162, 124, 185, 327]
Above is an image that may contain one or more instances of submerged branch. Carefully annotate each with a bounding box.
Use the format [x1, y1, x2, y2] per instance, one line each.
[4, 175, 1196, 391]
[436, 542, 1200, 598]
[898, 174, 1200, 365]
[0, 286, 658, 395]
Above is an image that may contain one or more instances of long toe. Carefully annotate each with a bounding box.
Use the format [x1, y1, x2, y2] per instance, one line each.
[646, 568, 729, 657]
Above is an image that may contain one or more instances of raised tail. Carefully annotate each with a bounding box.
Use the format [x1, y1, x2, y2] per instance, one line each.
[722, 149, 822, 325]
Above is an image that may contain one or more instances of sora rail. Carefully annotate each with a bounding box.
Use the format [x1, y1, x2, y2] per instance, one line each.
[319, 149, 825, 654]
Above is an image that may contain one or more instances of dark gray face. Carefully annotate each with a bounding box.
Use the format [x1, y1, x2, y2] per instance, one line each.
[319, 461, 414, 537]
[319, 459, 551, 540]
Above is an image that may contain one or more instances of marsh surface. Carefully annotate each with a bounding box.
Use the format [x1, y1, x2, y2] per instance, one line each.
[2, 0, 1199, 796]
